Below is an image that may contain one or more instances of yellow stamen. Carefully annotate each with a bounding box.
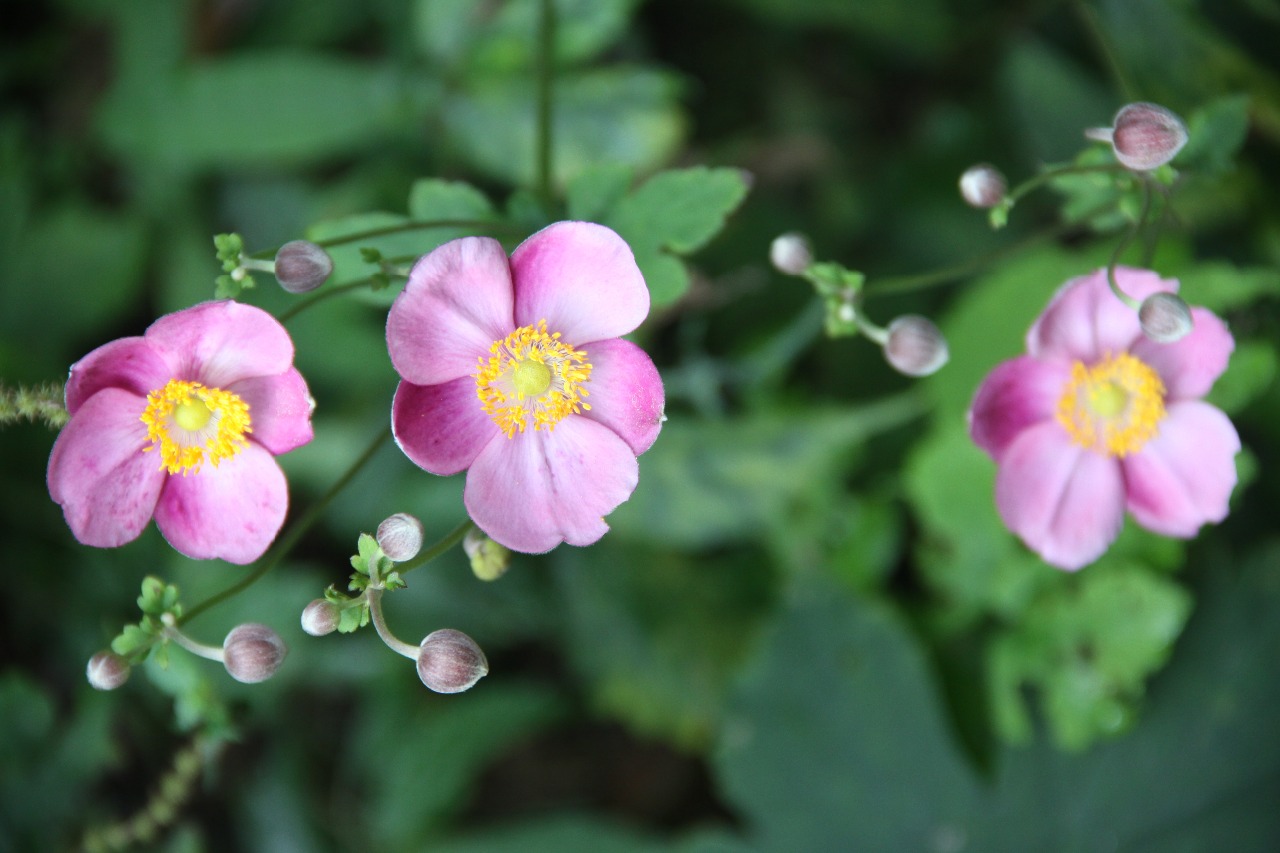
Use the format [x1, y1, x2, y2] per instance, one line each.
[475, 320, 592, 438]
[1056, 352, 1166, 457]
[140, 379, 252, 475]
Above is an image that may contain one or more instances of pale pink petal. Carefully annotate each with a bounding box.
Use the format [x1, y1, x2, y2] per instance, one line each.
[64, 337, 171, 415]
[1130, 307, 1234, 400]
[1123, 401, 1240, 537]
[995, 423, 1126, 570]
[464, 416, 639, 553]
[387, 237, 516, 386]
[968, 355, 1072, 461]
[228, 368, 314, 455]
[46, 388, 165, 548]
[579, 338, 665, 455]
[1028, 267, 1176, 363]
[153, 442, 287, 564]
[511, 222, 649, 344]
[145, 301, 296, 387]
[392, 378, 498, 476]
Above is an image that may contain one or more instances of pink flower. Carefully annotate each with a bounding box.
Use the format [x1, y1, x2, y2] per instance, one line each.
[968, 268, 1239, 570]
[387, 221, 665, 553]
[47, 301, 314, 564]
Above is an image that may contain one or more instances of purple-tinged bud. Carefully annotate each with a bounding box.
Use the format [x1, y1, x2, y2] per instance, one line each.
[463, 527, 511, 581]
[274, 240, 334, 294]
[769, 232, 813, 276]
[301, 599, 341, 637]
[883, 315, 949, 377]
[958, 164, 1007, 209]
[87, 651, 131, 691]
[223, 623, 288, 683]
[1088, 102, 1188, 171]
[1138, 292, 1194, 343]
[376, 513, 424, 562]
[416, 629, 488, 694]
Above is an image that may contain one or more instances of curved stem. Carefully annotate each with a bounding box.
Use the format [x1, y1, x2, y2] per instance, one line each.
[398, 518, 475, 576]
[1005, 161, 1127, 205]
[277, 277, 377, 324]
[161, 615, 224, 662]
[535, 0, 556, 207]
[367, 587, 419, 660]
[1105, 179, 1153, 310]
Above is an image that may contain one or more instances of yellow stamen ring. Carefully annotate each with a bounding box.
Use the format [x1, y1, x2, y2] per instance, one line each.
[1056, 352, 1166, 457]
[475, 320, 592, 438]
[141, 379, 252, 475]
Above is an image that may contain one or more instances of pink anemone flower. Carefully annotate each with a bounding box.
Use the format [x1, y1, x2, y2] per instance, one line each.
[47, 301, 314, 564]
[387, 221, 665, 553]
[968, 267, 1239, 570]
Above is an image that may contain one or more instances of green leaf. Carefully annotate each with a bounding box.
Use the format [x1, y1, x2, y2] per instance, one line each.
[1177, 94, 1251, 174]
[435, 816, 665, 853]
[606, 166, 750, 255]
[565, 163, 634, 222]
[406, 178, 496, 223]
[1175, 260, 1280, 313]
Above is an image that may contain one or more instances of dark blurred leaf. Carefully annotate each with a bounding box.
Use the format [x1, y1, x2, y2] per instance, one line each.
[566, 163, 634, 222]
[437, 815, 665, 853]
[731, 0, 953, 57]
[1177, 94, 1251, 174]
[999, 39, 1113, 164]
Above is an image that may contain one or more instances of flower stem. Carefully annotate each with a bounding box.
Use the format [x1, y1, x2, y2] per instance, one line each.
[398, 518, 475, 576]
[1105, 178, 1154, 310]
[161, 614, 224, 662]
[366, 587, 419, 660]
[535, 0, 556, 207]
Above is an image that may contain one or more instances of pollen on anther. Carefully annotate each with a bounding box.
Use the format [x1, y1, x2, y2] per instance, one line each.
[140, 380, 252, 475]
[474, 321, 592, 438]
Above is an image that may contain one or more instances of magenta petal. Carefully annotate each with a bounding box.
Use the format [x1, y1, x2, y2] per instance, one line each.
[995, 423, 1126, 570]
[1028, 267, 1176, 363]
[392, 377, 498, 475]
[580, 338, 665, 455]
[387, 237, 516, 386]
[464, 416, 639, 553]
[1123, 401, 1240, 537]
[46, 388, 164, 548]
[64, 337, 171, 416]
[228, 368, 314, 455]
[1130, 307, 1234, 400]
[153, 443, 287, 564]
[968, 355, 1071, 461]
[146, 301, 296, 387]
[511, 222, 650, 344]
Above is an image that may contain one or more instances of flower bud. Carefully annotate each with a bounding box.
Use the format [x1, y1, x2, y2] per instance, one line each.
[958, 164, 1007, 209]
[1138, 292, 1194, 343]
[223, 623, 288, 683]
[1090, 102, 1188, 171]
[883, 315, 949, 377]
[464, 527, 511, 581]
[274, 240, 334, 294]
[769, 232, 813, 276]
[301, 598, 341, 637]
[416, 629, 488, 693]
[376, 512, 424, 562]
[86, 650, 131, 691]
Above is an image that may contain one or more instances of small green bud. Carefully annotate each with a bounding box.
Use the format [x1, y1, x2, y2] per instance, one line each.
[223, 623, 287, 683]
[274, 240, 334, 294]
[417, 629, 488, 694]
[769, 232, 813, 276]
[376, 513, 424, 562]
[1138, 292, 1194, 343]
[464, 527, 511, 581]
[883, 315, 949, 377]
[87, 650, 131, 690]
[301, 598, 341, 637]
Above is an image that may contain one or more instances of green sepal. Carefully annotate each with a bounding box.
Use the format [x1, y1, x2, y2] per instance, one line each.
[137, 576, 181, 617]
[337, 602, 370, 634]
[214, 274, 240, 299]
[806, 262, 864, 297]
[213, 233, 245, 270]
[383, 570, 406, 592]
[359, 246, 384, 264]
[110, 624, 154, 663]
[988, 197, 1013, 229]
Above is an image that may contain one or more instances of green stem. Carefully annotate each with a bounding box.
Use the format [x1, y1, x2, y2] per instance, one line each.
[366, 587, 419, 660]
[1005, 161, 1127, 205]
[1105, 179, 1154, 310]
[1071, 0, 1135, 101]
[535, 0, 556, 207]
[397, 518, 475, 576]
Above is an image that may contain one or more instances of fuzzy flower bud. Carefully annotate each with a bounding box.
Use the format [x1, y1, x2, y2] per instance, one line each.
[301, 598, 341, 637]
[417, 628, 489, 693]
[274, 240, 334, 294]
[376, 512, 424, 562]
[1087, 102, 1188, 171]
[958, 164, 1007, 209]
[223, 623, 288, 683]
[769, 232, 814, 276]
[464, 527, 511, 581]
[86, 650, 131, 691]
[883, 315, 949, 377]
[1138, 292, 1194, 343]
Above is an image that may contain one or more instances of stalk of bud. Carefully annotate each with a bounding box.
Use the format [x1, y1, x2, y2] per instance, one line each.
[87, 650, 131, 690]
[883, 315, 949, 377]
[274, 240, 334, 294]
[417, 629, 489, 693]
[377, 513, 424, 562]
[958, 164, 1007, 209]
[223, 624, 288, 683]
[769, 232, 814, 276]
[1138, 292, 1194, 343]
[301, 599, 341, 637]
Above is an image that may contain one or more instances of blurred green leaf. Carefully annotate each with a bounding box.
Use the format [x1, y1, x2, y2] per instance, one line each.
[566, 163, 634, 222]
[732, 0, 953, 57]
[437, 815, 665, 853]
[408, 178, 497, 223]
[1000, 38, 1113, 164]
[1176, 94, 1251, 174]
[1176, 260, 1280, 313]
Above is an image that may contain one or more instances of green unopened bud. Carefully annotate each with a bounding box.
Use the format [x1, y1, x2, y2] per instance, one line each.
[417, 629, 488, 693]
[87, 650, 131, 690]
[1086, 102, 1188, 172]
[376, 513, 424, 562]
[1138, 292, 1194, 343]
[223, 623, 287, 683]
[464, 527, 511, 581]
[769, 232, 813, 276]
[883, 315, 949, 377]
[274, 240, 334, 294]
[301, 599, 341, 637]
[959, 164, 1007, 209]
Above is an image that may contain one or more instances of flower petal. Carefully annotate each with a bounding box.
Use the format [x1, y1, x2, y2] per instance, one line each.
[464, 416, 639, 553]
[995, 423, 1126, 570]
[145, 301, 296, 387]
[1028, 267, 1176, 363]
[579, 338, 665, 455]
[968, 355, 1071, 461]
[1130, 307, 1234, 400]
[387, 237, 516, 386]
[1123, 401, 1240, 537]
[64, 337, 171, 416]
[512, 222, 649, 343]
[46, 388, 164, 548]
[228, 368, 315, 455]
[392, 377, 498, 476]
[153, 442, 287, 564]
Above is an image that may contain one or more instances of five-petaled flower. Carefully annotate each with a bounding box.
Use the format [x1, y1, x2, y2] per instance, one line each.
[968, 267, 1239, 570]
[387, 221, 665, 553]
[47, 301, 314, 564]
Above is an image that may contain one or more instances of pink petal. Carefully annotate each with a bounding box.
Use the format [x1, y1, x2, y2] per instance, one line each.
[1123, 401, 1240, 537]
[511, 222, 649, 344]
[64, 337, 171, 416]
[968, 356, 1071, 461]
[228, 368, 314, 455]
[995, 423, 1126, 570]
[579, 338, 665, 455]
[392, 377, 498, 476]
[153, 442, 287, 564]
[464, 416, 639, 553]
[387, 237, 516, 386]
[145, 301, 296, 387]
[46, 387, 165, 548]
[1028, 267, 1176, 363]
[1130, 307, 1234, 400]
